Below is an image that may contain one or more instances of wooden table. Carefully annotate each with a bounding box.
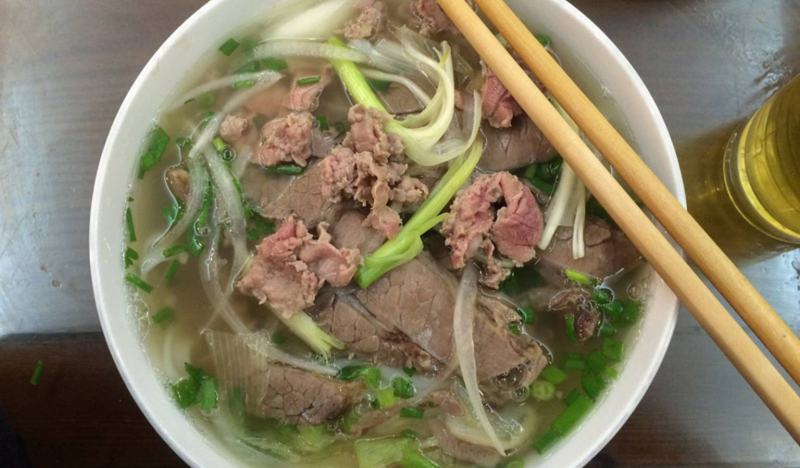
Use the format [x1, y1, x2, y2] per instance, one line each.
[1, 0, 798, 466]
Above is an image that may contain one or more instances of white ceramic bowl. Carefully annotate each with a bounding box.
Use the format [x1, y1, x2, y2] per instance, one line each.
[90, 0, 684, 466]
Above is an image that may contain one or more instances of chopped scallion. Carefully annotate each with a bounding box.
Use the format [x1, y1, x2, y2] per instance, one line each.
[212, 136, 228, 152]
[367, 78, 391, 92]
[124, 247, 139, 268]
[218, 37, 240, 56]
[376, 386, 396, 408]
[296, 75, 321, 86]
[30, 360, 44, 386]
[581, 372, 607, 400]
[541, 365, 568, 385]
[531, 380, 556, 401]
[533, 393, 593, 453]
[403, 366, 417, 377]
[176, 136, 192, 150]
[162, 244, 187, 258]
[266, 163, 305, 175]
[564, 268, 596, 286]
[563, 388, 582, 406]
[598, 320, 617, 337]
[271, 331, 286, 345]
[152, 307, 175, 326]
[602, 338, 624, 362]
[564, 313, 577, 342]
[338, 365, 381, 389]
[137, 126, 170, 179]
[586, 350, 608, 373]
[315, 115, 329, 131]
[232, 79, 254, 89]
[399, 407, 424, 419]
[592, 286, 614, 304]
[126, 206, 136, 242]
[164, 260, 179, 283]
[392, 377, 415, 399]
[516, 306, 536, 325]
[508, 321, 522, 335]
[400, 449, 440, 468]
[125, 273, 153, 293]
[536, 33, 552, 47]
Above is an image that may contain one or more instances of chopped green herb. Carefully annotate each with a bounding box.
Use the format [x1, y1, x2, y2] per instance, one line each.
[266, 163, 305, 175]
[376, 386, 396, 408]
[392, 377, 415, 399]
[531, 380, 556, 401]
[516, 306, 536, 325]
[539, 157, 563, 180]
[599, 300, 624, 321]
[315, 115, 329, 131]
[536, 33, 552, 47]
[508, 321, 522, 335]
[137, 126, 170, 179]
[296, 75, 321, 86]
[399, 407, 424, 419]
[533, 393, 593, 453]
[592, 286, 614, 304]
[30, 360, 44, 386]
[235, 57, 288, 74]
[402, 366, 417, 377]
[338, 365, 381, 389]
[233, 79, 255, 89]
[400, 449, 440, 468]
[162, 244, 187, 258]
[271, 331, 286, 345]
[602, 337, 624, 362]
[586, 350, 608, 373]
[603, 366, 619, 380]
[564, 313, 577, 342]
[528, 177, 555, 194]
[581, 372, 607, 400]
[246, 213, 276, 241]
[164, 260, 179, 283]
[126, 206, 136, 242]
[541, 365, 568, 385]
[500, 264, 544, 296]
[125, 273, 153, 293]
[198, 377, 219, 411]
[172, 377, 198, 408]
[218, 37, 240, 56]
[152, 307, 175, 326]
[172, 363, 218, 410]
[597, 320, 617, 337]
[619, 300, 642, 325]
[176, 136, 192, 151]
[333, 120, 348, 135]
[163, 199, 183, 226]
[195, 92, 215, 108]
[186, 183, 213, 256]
[564, 268, 596, 286]
[124, 247, 139, 268]
[367, 78, 392, 92]
[563, 354, 586, 371]
[212, 136, 228, 152]
[563, 388, 583, 405]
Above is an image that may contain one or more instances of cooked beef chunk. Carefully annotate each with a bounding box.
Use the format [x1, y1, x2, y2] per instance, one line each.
[261, 161, 345, 228]
[344, 0, 386, 39]
[310, 128, 336, 158]
[166, 167, 190, 203]
[481, 66, 522, 129]
[219, 114, 251, 142]
[237, 215, 360, 318]
[538, 217, 641, 284]
[321, 105, 427, 238]
[329, 209, 386, 255]
[330, 212, 548, 398]
[429, 419, 502, 468]
[344, 105, 404, 161]
[315, 293, 439, 372]
[428, 390, 464, 416]
[382, 84, 426, 114]
[357, 252, 547, 388]
[480, 118, 555, 171]
[443, 172, 544, 288]
[410, 0, 453, 36]
[283, 73, 330, 113]
[246, 365, 364, 424]
[548, 288, 601, 341]
[254, 112, 314, 167]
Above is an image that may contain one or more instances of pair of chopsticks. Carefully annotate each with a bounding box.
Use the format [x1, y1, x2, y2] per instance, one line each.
[436, 0, 800, 440]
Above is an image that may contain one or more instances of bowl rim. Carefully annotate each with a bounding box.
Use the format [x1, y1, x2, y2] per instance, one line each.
[90, 1, 684, 467]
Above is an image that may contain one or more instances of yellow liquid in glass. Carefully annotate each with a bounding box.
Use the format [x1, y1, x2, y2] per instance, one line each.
[723, 75, 800, 243]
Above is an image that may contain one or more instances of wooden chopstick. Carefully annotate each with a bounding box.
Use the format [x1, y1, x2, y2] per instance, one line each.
[435, 0, 800, 441]
[471, 0, 800, 388]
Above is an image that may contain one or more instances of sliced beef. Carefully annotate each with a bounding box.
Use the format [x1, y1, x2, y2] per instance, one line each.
[548, 288, 600, 341]
[321, 105, 427, 238]
[410, 0, 454, 36]
[329, 210, 386, 254]
[254, 112, 314, 167]
[481, 66, 522, 128]
[344, 0, 386, 39]
[219, 114, 251, 142]
[357, 252, 547, 388]
[480, 118, 555, 171]
[237, 215, 360, 318]
[246, 365, 364, 424]
[166, 167, 190, 203]
[315, 293, 439, 372]
[443, 172, 544, 288]
[429, 419, 502, 468]
[283, 73, 330, 113]
[261, 161, 345, 228]
[537, 217, 641, 285]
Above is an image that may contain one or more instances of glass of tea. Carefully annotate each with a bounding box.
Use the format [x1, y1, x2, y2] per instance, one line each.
[723, 75, 800, 244]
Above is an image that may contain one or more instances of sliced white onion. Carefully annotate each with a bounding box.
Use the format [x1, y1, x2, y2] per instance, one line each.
[140, 156, 210, 276]
[200, 219, 250, 334]
[348, 38, 419, 75]
[261, 0, 359, 41]
[252, 40, 368, 63]
[424, 89, 482, 163]
[241, 333, 340, 376]
[452, 264, 505, 455]
[444, 401, 536, 451]
[361, 68, 431, 105]
[168, 71, 277, 111]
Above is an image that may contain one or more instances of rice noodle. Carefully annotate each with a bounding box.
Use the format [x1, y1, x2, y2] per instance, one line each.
[452, 264, 505, 455]
[361, 68, 431, 105]
[168, 71, 278, 111]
